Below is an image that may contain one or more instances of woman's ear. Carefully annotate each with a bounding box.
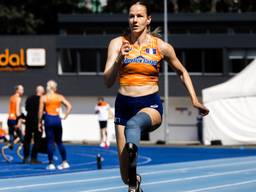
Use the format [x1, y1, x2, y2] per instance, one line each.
[147, 16, 152, 25]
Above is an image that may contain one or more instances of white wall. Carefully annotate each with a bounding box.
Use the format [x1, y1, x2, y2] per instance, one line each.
[150, 97, 199, 144]
[62, 114, 116, 142]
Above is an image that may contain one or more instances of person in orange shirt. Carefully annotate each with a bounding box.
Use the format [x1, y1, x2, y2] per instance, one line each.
[1, 85, 25, 162]
[38, 80, 72, 170]
[7, 85, 24, 148]
[0, 125, 7, 142]
[104, 1, 209, 191]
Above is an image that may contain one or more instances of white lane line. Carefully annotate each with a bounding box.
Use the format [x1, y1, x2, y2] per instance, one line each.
[2, 166, 254, 192]
[1, 158, 256, 191]
[184, 179, 256, 192]
[80, 185, 126, 192]
[140, 159, 256, 176]
[0, 175, 120, 191]
[81, 168, 256, 192]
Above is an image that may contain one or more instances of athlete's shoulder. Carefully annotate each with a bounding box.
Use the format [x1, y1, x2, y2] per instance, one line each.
[109, 36, 124, 45]
[55, 93, 63, 99]
[155, 37, 174, 56]
[9, 94, 14, 100]
[155, 37, 167, 47]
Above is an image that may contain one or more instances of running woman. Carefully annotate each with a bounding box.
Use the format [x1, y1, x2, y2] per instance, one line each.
[103, 1, 209, 191]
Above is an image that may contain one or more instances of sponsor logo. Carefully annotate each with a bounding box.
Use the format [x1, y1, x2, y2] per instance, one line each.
[123, 56, 158, 68]
[0, 49, 25, 67]
[150, 104, 159, 108]
[0, 48, 46, 71]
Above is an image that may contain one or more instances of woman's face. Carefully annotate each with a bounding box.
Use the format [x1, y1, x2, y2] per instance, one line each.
[17, 85, 24, 96]
[129, 4, 151, 34]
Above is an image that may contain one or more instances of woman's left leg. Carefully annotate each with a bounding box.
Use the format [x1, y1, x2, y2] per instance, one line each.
[125, 108, 162, 190]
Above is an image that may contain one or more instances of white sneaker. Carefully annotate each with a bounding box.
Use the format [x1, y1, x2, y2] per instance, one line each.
[57, 162, 70, 170]
[99, 142, 105, 148]
[106, 141, 110, 147]
[46, 164, 56, 170]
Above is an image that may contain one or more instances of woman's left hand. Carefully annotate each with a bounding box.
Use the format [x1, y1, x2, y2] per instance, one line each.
[193, 100, 209, 116]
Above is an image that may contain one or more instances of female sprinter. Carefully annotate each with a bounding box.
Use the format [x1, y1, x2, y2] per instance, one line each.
[103, 1, 209, 191]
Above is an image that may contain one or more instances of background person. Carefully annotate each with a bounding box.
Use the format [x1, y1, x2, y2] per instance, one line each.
[6, 85, 24, 149]
[38, 80, 72, 170]
[23, 85, 45, 164]
[103, 0, 209, 191]
[1, 85, 25, 162]
[95, 96, 113, 148]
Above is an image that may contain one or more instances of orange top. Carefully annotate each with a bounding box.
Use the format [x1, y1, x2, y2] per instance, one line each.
[97, 101, 108, 106]
[45, 93, 62, 115]
[8, 94, 19, 120]
[0, 128, 6, 137]
[119, 35, 163, 86]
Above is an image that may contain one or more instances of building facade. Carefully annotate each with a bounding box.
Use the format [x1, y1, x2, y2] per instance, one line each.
[0, 12, 255, 143]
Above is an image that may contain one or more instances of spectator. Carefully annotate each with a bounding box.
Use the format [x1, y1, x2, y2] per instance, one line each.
[6, 85, 24, 149]
[23, 85, 45, 164]
[39, 80, 72, 170]
[95, 96, 113, 148]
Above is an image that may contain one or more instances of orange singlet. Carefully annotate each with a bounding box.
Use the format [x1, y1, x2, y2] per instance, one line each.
[45, 93, 62, 116]
[119, 35, 163, 86]
[98, 101, 108, 107]
[8, 95, 19, 120]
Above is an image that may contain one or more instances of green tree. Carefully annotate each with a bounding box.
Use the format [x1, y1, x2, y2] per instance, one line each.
[0, 5, 41, 34]
[0, 0, 81, 34]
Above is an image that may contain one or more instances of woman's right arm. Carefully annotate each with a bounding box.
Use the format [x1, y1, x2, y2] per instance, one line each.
[103, 37, 130, 88]
[103, 38, 122, 88]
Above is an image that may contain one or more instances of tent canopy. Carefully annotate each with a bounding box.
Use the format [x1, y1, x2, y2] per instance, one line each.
[203, 59, 256, 103]
[202, 59, 256, 145]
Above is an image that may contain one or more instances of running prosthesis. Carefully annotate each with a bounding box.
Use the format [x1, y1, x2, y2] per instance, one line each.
[126, 142, 143, 192]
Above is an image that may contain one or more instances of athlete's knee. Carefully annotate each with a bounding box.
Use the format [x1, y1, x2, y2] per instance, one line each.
[126, 119, 139, 132]
[125, 112, 151, 146]
[127, 112, 151, 131]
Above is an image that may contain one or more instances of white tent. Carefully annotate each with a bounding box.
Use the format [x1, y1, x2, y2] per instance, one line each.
[202, 59, 256, 145]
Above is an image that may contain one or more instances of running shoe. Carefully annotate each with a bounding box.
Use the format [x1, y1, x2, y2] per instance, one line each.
[46, 163, 56, 170]
[57, 161, 70, 170]
[128, 175, 143, 192]
[99, 142, 105, 148]
[105, 140, 111, 148]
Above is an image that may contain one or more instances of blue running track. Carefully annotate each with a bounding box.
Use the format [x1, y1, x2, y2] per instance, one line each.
[0, 144, 255, 191]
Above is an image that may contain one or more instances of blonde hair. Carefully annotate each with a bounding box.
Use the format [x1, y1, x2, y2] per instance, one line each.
[46, 80, 57, 92]
[149, 26, 162, 38]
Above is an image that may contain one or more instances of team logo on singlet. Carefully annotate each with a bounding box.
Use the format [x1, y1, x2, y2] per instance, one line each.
[150, 104, 159, 108]
[123, 56, 158, 68]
